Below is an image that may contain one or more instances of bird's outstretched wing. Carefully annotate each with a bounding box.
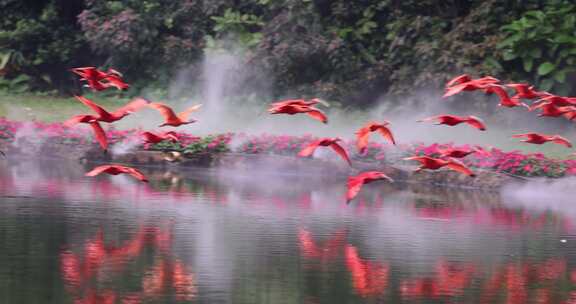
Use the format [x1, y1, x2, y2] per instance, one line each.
[465, 116, 486, 131]
[446, 161, 476, 177]
[511, 133, 533, 138]
[445, 74, 471, 88]
[63, 115, 95, 127]
[355, 127, 371, 153]
[330, 142, 352, 166]
[298, 140, 322, 157]
[375, 125, 396, 145]
[85, 165, 114, 177]
[89, 121, 108, 151]
[346, 175, 366, 203]
[149, 103, 180, 122]
[141, 131, 163, 143]
[75, 95, 112, 119]
[306, 109, 328, 124]
[114, 97, 150, 116]
[124, 167, 149, 182]
[552, 136, 573, 148]
[177, 104, 202, 121]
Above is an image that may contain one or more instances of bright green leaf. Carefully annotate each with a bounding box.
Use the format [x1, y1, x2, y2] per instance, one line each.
[538, 62, 556, 76]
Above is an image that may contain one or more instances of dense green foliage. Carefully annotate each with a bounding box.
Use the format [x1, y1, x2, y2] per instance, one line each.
[1, 0, 576, 104]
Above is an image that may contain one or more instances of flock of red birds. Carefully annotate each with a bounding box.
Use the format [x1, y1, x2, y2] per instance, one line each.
[66, 67, 574, 203]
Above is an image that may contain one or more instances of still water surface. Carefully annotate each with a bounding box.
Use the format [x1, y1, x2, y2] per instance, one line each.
[0, 160, 575, 303]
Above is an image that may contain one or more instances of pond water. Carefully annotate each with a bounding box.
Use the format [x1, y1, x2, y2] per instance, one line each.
[0, 159, 575, 303]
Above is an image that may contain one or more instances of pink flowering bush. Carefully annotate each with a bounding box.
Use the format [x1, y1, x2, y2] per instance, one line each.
[407, 142, 572, 178]
[235, 133, 395, 163]
[1, 117, 574, 178]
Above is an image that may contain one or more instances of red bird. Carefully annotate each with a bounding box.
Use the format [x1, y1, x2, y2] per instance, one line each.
[530, 95, 576, 109]
[70, 67, 110, 91]
[63, 115, 108, 151]
[268, 104, 328, 124]
[417, 115, 486, 131]
[511, 133, 573, 148]
[483, 84, 528, 109]
[437, 147, 476, 159]
[148, 102, 202, 127]
[74, 96, 150, 123]
[71, 67, 129, 91]
[355, 121, 396, 153]
[443, 76, 500, 98]
[105, 69, 130, 90]
[445, 74, 472, 88]
[347, 171, 394, 203]
[403, 156, 476, 177]
[505, 83, 549, 100]
[141, 131, 179, 145]
[298, 138, 351, 165]
[270, 98, 322, 108]
[532, 103, 576, 118]
[85, 164, 149, 182]
[345, 245, 389, 297]
[87, 122, 109, 152]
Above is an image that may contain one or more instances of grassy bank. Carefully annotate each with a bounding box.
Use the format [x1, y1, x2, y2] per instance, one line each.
[0, 93, 131, 123]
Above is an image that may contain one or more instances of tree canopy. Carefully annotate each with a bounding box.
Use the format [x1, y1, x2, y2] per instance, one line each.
[1, 0, 575, 105]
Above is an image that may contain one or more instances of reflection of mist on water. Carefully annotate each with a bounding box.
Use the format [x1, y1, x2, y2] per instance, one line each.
[501, 177, 576, 222]
[0, 159, 573, 302]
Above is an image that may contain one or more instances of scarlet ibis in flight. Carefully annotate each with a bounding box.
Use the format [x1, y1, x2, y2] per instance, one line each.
[75, 96, 150, 123]
[445, 74, 472, 88]
[443, 76, 500, 98]
[141, 131, 179, 145]
[532, 103, 576, 118]
[298, 138, 351, 165]
[63, 115, 108, 151]
[511, 133, 573, 148]
[270, 98, 324, 108]
[531, 95, 576, 108]
[417, 115, 487, 131]
[70, 67, 110, 91]
[437, 147, 477, 159]
[100, 69, 129, 90]
[85, 164, 149, 182]
[268, 104, 328, 124]
[403, 156, 476, 177]
[71, 67, 129, 91]
[148, 102, 202, 127]
[505, 83, 549, 100]
[483, 85, 528, 109]
[347, 171, 394, 203]
[63, 114, 98, 127]
[355, 121, 396, 153]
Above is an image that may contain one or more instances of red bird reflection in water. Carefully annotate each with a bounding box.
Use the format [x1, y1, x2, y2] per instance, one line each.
[345, 245, 389, 298]
[61, 225, 195, 303]
[142, 258, 196, 302]
[400, 260, 475, 299]
[298, 228, 347, 263]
